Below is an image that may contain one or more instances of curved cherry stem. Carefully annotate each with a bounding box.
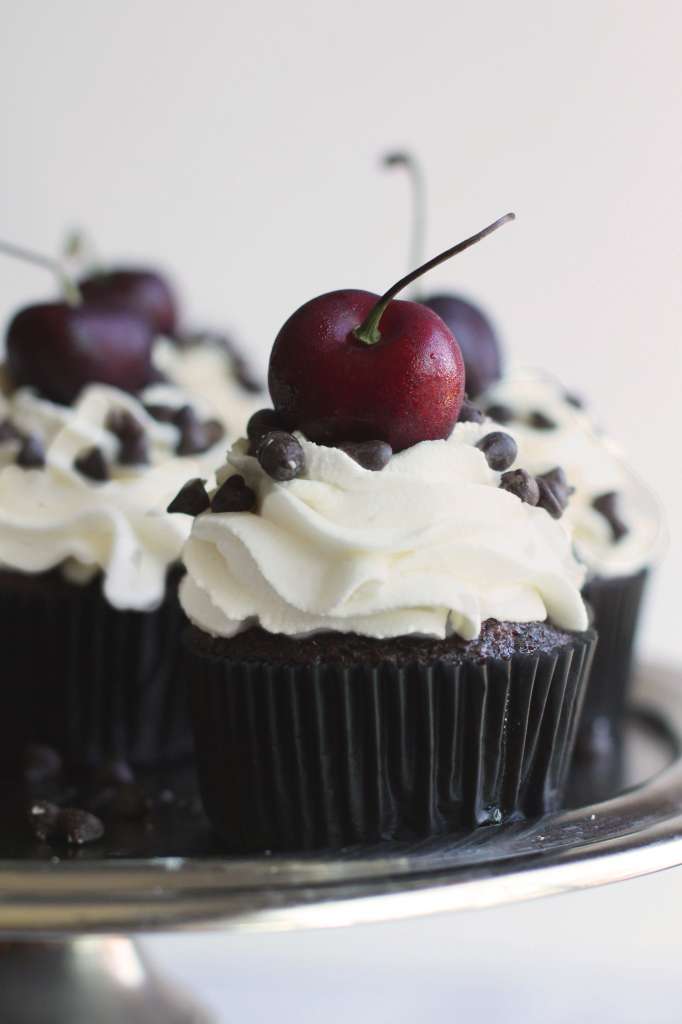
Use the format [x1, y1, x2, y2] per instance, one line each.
[0, 238, 82, 306]
[383, 151, 426, 295]
[354, 212, 515, 346]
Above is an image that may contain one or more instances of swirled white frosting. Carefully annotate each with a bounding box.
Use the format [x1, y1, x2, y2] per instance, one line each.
[482, 369, 665, 578]
[0, 384, 226, 611]
[150, 337, 263, 438]
[180, 423, 589, 641]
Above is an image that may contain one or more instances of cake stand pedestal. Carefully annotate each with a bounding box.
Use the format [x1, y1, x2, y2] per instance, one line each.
[0, 664, 680, 1022]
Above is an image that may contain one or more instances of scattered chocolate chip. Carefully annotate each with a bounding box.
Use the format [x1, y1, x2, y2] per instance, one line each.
[24, 744, 62, 786]
[17, 434, 45, 468]
[0, 418, 23, 444]
[55, 807, 104, 846]
[476, 431, 518, 472]
[593, 491, 629, 542]
[500, 468, 540, 505]
[529, 410, 557, 430]
[175, 406, 215, 456]
[118, 433, 149, 466]
[247, 408, 288, 442]
[167, 477, 210, 516]
[27, 800, 60, 841]
[258, 430, 305, 481]
[564, 391, 584, 409]
[144, 403, 178, 423]
[337, 440, 392, 471]
[537, 467, 574, 504]
[74, 446, 109, 482]
[211, 474, 256, 512]
[457, 398, 484, 424]
[485, 403, 514, 425]
[106, 409, 144, 441]
[203, 418, 225, 448]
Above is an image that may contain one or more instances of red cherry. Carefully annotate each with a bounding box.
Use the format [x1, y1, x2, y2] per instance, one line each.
[79, 269, 178, 336]
[6, 303, 155, 405]
[269, 214, 514, 452]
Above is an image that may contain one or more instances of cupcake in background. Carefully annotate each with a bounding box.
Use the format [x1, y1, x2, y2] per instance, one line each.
[0, 265, 232, 775]
[174, 215, 596, 852]
[480, 368, 665, 755]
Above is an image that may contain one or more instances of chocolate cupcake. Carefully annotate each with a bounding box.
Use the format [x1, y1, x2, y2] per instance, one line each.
[179, 420, 594, 852]
[482, 369, 664, 756]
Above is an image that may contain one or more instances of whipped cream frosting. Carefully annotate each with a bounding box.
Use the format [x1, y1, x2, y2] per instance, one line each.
[180, 422, 589, 642]
[150, 337, 262, 438]
[0, 384, 226, 611]
[482, 369, 665, 578]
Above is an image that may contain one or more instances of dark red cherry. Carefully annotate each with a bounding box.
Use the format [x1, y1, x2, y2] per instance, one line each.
[269, 214, 514, 453]
[6, 303, 155, 405]
[421, 295, 502, 399]
[79, 269, 178, 336]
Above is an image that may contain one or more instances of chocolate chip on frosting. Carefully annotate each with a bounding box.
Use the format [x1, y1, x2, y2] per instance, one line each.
[258, 430, 305, 481]
[337, 440, 392, 471]
[564, 391, 584, 409]
[106, 408, 144, 441]
[593, 491, 629, 542]
[118, 433, 149, 466]
[167, 477, 210, 516]
[485, 403, 514, 425]
[500, 468, 540, 505]
[457, 396, 485, 424]
[74, 446, 109, 482]
[247, 408, 289, 444]
[175, 405, 222, 456]
[529, 410, 557, 430]
[536, 466, 574, 519]
[17, 434, 45, 468]
[476, 431, 518, 471]
[211, 474, 256, 513]
[144, 403, 178, 424]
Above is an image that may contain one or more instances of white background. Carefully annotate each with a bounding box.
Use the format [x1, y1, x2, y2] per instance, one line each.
[2, 2, 681, 1020]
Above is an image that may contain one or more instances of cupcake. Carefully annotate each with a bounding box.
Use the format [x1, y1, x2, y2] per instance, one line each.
[0, 292, 230, 773]
[175, 216, 596, 852]
[480, 368, 664, 754]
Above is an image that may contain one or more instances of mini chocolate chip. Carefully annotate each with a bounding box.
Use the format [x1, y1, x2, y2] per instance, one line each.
[106, 409, 144, 441]
[485, 403, 514, 425]
[247, 408, 288, 442]
[24, 744, 62, 786]
[203, 418, 225, 448]
[476, 431, 518, 471]
[593, 491, 629, 542]
[500, 468, 540, 505]
[457, 398, 484, 424]
[56, 807, 104, 846]
[167, 477, 210, 516]
[564, 391, 584, 409]
[175, 407, 215, 455]
[74, 446, 109, 482]
[144, 403, 178, 423]
[536, 478, 565, 519]
[337, 440, 392, 471]
[118, 433, 149, 466]
[27, 800, 60, 842]
[537, 467, 574, 504]
[173, 404, 196, 429]
[0, 418, 23, 444]
[529, 410, 557, 430]
[258, 430, 305, 481]
[17, 434, 45, 468]
[211, 474, 256, 513]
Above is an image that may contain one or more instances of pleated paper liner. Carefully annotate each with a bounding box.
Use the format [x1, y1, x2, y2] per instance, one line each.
[187, 626, 597, 852]
[575, 568, 649, 759]
[0, 567, 193, 775]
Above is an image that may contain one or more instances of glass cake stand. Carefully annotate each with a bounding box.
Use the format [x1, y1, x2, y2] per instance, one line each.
[0, 663, 680, 1022]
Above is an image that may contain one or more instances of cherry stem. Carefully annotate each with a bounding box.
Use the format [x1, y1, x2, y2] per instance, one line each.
[0, 238, 82, 307]
[63, 228, 101, 275]
[353, 212, 515, 346]
[383, 151, 426, 296]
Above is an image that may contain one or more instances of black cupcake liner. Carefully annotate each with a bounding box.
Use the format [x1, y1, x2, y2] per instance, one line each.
[187, 628, 596, 852]
[0, 568, 193, 774]
[575, 568, 649, 759]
